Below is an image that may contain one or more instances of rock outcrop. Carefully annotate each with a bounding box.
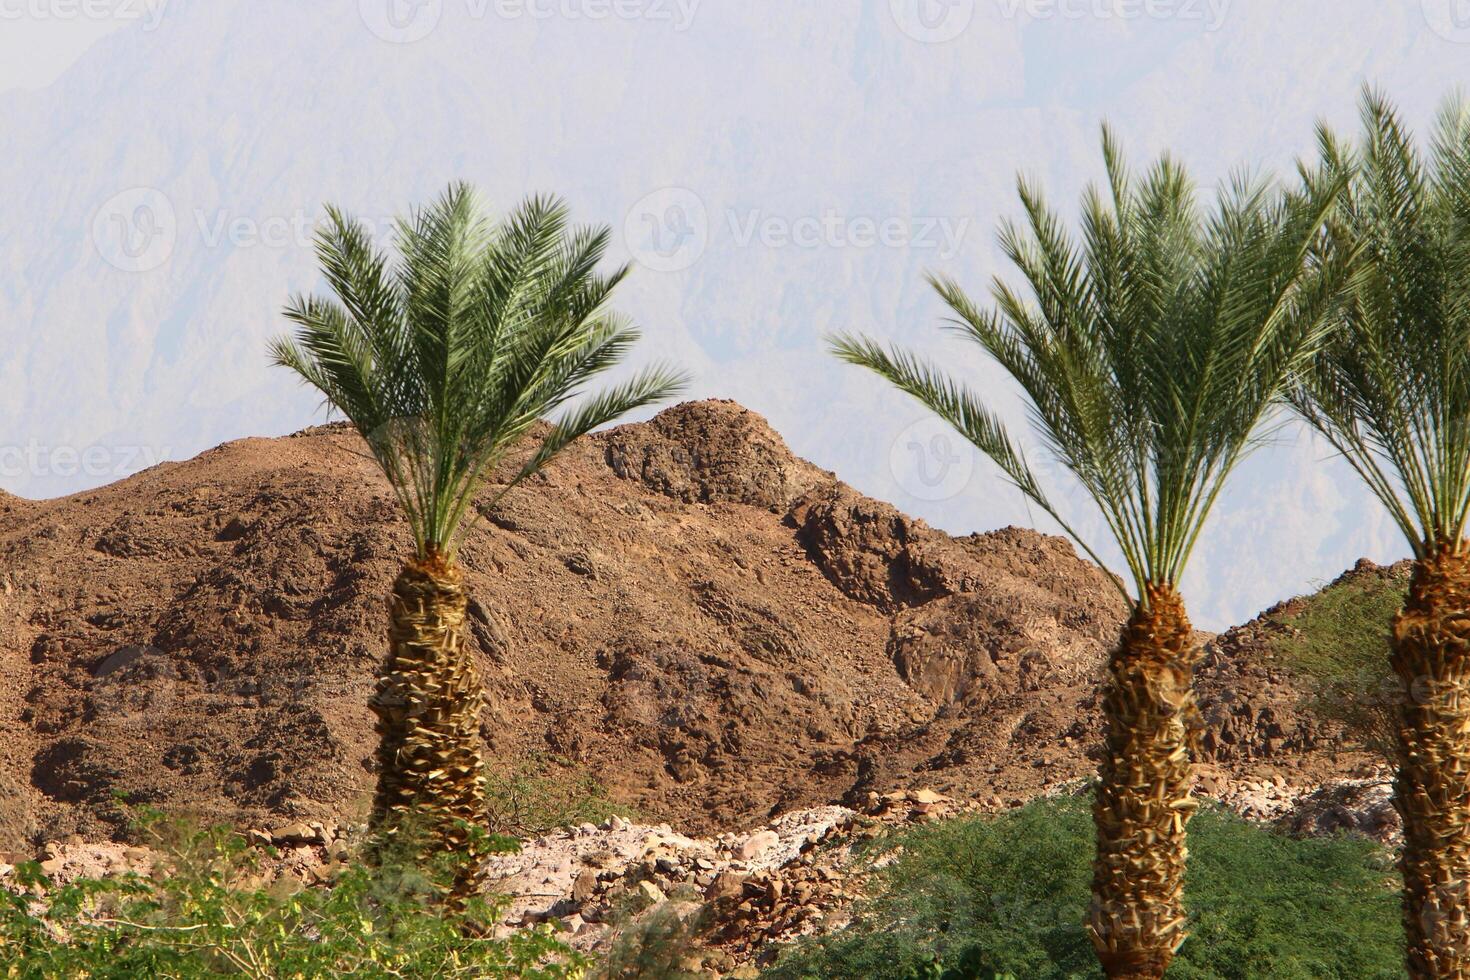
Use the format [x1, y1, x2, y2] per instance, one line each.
[0, 400, 1371, 850]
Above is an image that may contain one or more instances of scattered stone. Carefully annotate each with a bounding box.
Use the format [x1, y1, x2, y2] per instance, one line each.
[270, 822, 317, 847]
[734, 830, 778, 861]
[705, 870, 747, 904]
[1279, 778, 1399, 844]
[22, 775, 1362, 977]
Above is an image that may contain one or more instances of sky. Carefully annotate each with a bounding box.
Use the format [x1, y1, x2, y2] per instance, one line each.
[2, 0, 1469, 628]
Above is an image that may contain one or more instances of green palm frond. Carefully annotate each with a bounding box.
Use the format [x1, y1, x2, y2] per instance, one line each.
[1290, 89, 1470, 557]
[272, 183, 689, 560]
[833, 132, 1348, 604]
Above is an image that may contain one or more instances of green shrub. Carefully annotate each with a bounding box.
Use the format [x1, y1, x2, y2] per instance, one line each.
[1263, 567, 1409, 762]
[0, 811, 585, 979]
[485, 755, 637, 837]
[763, 794, 1400, 979]
[593, 899, 711, 979]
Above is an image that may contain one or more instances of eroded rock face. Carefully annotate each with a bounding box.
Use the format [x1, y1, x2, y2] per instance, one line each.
[791, 485, 960, 611]
[1193, 558, 1407, 777]
[0, 401, 1133, 846]
[602, 399, 826, 510]
[1195, 642, 1324, 764]
[0, 399, 1367, 849]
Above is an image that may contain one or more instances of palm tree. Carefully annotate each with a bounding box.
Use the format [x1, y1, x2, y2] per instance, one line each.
[1290, 90, 1470, 978]
[271, 184, 686, 896]
[831, 135, 1345, 979]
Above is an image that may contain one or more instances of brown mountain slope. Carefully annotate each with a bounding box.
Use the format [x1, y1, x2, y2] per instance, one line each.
[0, 400, 1359, 848]
[1196, 558, 1405, 773]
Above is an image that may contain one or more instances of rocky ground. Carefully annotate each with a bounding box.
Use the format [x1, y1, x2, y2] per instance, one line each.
[13, 773, 1400, 978]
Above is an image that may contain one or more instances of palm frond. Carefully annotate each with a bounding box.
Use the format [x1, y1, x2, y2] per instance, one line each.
[833, 128, 1348, 604]
[1292, 89, 1470, 557]
[273, 185, 688, 559]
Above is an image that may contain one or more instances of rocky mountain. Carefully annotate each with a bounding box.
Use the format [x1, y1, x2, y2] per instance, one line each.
[0, 400, 1372, 850]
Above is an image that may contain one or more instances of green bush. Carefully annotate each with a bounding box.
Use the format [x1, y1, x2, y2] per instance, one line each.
[0, 811, 585, 979]
[593, 899, 711, 979]
[1263, 567, 1409, 762]
[763, 794, 1400, 979]
[485, 755, 637, 837]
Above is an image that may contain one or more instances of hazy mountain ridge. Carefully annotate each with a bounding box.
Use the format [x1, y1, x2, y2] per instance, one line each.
[2, 0, 1465, 626]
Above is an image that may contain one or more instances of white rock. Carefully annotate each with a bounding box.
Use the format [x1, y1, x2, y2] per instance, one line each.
[734, 830, 779, 861]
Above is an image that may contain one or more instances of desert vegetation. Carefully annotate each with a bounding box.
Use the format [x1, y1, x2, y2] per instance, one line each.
[13, 93, 1470, 980]
[0, 809, 583, 979]
[762, 794, 1401, 980]
[832, 131, 1347, 977]
[1261, 562, 1409, 764]
[1286, 91, 1470, 976]
[269, 184, 685, 898]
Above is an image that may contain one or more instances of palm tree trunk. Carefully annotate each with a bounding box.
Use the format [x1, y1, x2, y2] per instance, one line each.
[1393, 542, 1470, 977]
[1089, 583, 1200, 980]
[369, 555, 490, 898]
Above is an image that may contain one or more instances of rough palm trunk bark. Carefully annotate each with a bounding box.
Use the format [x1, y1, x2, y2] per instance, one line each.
[1393, 543, 1470, 978]
[1089, 583, 1200, 980]
[369, 555, 490, 899]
